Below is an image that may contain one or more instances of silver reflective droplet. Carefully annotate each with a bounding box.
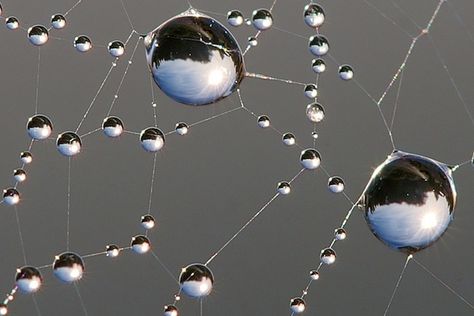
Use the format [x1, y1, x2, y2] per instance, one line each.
[51, 14, 66, 29]
[164, 305, 179, 316]
[6, 16, 19, 30]
[131, 235, 151, 254]
[248, 36, 258, 47]
[140, 127, 165, 152]
[20, 152, 33, 164]
[102, 116, 124, 138]
[15, 266, 42, 294]
[28, 25, 48, 46]
[74, 35, 92, 52]
[277, 181, 291, 195]
[320, 248, 336, 265]
[290, 298, 306, 314]
[334, 228, 347, 240]
[179, 263, 214, 298]
[328, 176, 345, 193]
[56, 132, 82, 157]
[306, 103, 325, 123]
[141, 214, 156, 230]
[257, 115, 270, 128]
[175, 122, 189, 136]
[304, 84, 318, 99]
[312, 58, 326, 73]
[3, 188, 20, 205]
[304, 3, 325, 28]
[27, 115, 53, 140]
[309, 35, 329, 56]
[300, 149, 321, 170]
[282, 133, 296, 146]
[309, 270, 320, 280]
[108, 40, 125, 57]
[13, 169, 26, 183]
[338, 64, 354, 80]
[251, 9, 273, 31]
[227, 10, 244, 27]
[106, 245, 120, 258]
[53, 252, 84, 283]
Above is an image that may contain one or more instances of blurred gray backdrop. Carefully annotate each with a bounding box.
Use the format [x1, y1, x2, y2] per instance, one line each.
[0, 0, 473, 315]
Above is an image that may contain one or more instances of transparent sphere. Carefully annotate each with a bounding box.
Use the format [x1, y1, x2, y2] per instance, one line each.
[0, 304, 7, 315]
[309, 270, 320, 280]
[6, 17, 19, 30]
[20, 152, 33, 164]
[320, 248, 336, 265]
[102, 116, 124, 137]
[74, 35, 92, 52]
[282, 133, 296, 146]
[304, 84, 318, 99]
[51, 14, 66, 29]
[53, 252, 84, 283]
[309, 35, 329, 56]
[290, 297, 306, 314]
[131, 235, 151, 254]
[248, 36, 258, 47]
[140, 127, 165, 152]
[227, 10, 244, 27]
[257, 115, 270, 128]
[15, 266, 42, 294]
[312, 58, 326, 73]
[164, 305, 179, 316]
[311, 132, 319, 140]
[362, 151, 456, 253]
[335, 228, 347, 241]
[304, 3, 325, 28]
[108, 41, 125, 57]
[145, 10, 245, 105]
[175, 122, 189, 136]
[141, 214, 156, 230]
[339, 65, 354, 80]
[328, 176, 345, 193]
[306, 103, 325, 123]
[251, 9, 273, 31]
[179, 263, 214, 298]
[277, 181, 291, 195]
[300, 149, 321, 170]
[56, 132, 82, 157]
[13, 169, 26, 183]
[28, 25, 49, 46]
[3, 188, 20, 205]
[106, 244, 120, 258]
[27, 115, 53, 140]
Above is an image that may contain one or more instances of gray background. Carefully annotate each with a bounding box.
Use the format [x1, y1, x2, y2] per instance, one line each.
[0, 0, 473, 315]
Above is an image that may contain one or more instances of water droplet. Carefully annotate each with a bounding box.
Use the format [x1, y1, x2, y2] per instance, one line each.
[309, 35, 329, 56]
[13, 169, 26, 183]
[140, 127, 165, 152]
[312, 58, 326, 73]
[290, 298, 306, 314]
[282, 133, 296, 146]
[15, 266, 42, 294]
[175, 122, 189, 136]
[335, 228, 347, 240]
[248, 36, 258, 47]
[131, 235, 151, 254]
[304, 84, 318, 99]
[106, 245, 120, 258]
[227, 10, 244, 27]
[164, 305, 179, 316]
[320, 248, 336, 265]
[74, 35, 92, 52]
[304, 3, 325, 28]
[51, 14, 66, 29]
[108, 41, 125, 57]
[56, 132, 82, 157]
[6, 17, 19, 30]
[20, 152, 33, 164]
[277, 181, 291, 195]
[3, 188, 20, 205]
[251, 9, 273, 31]
[309, 270, 320, 280]
[328, 176, 345, 193]
[306, 103, 325, 123]
[179, 263, 214, 298]
[300, 149, 321, 170]
[53, 252, 84, 283]
[102, 116, 124, 138]
[141, 214, 156, 230]
[27, 25, 49, 46]
[338, 64, 354, 80]
[257, 115, 270, 128]
[27, 115, 53, 140]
